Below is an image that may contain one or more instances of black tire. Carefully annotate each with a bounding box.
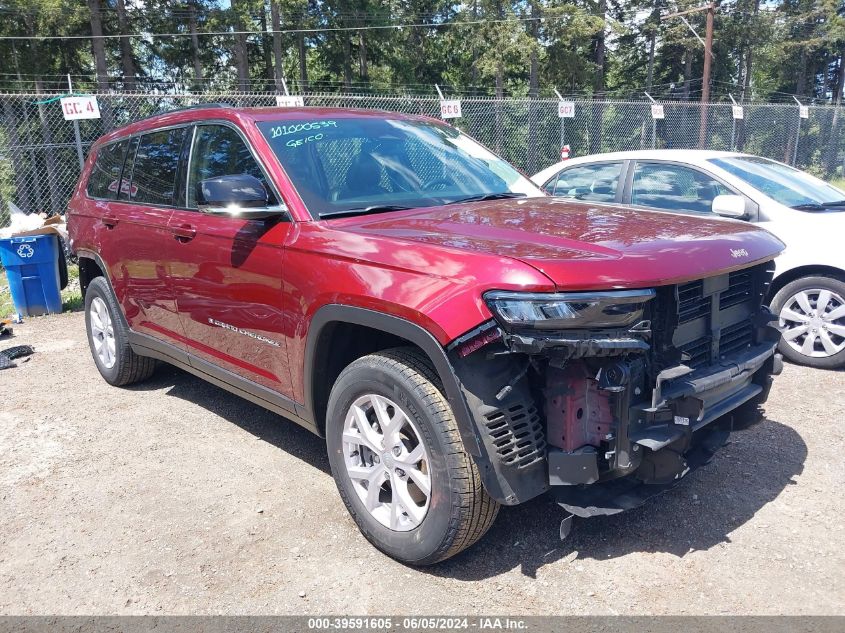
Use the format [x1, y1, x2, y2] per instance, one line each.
[770, 275, 845, 370]
[326, 347, 499, 565]
[84, 276, 156, 386]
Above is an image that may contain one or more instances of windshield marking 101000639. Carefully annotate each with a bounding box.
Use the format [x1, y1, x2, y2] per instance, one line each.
[257, 116, 543, 219]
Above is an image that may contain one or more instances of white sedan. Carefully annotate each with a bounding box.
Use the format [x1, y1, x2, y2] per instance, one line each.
[532, 150, 845, 369]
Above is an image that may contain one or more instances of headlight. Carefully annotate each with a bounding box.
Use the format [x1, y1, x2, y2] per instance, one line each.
[484, 289, 655, 330]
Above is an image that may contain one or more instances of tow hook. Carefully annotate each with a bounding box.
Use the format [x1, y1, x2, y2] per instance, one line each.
[559, 512, 575, 540]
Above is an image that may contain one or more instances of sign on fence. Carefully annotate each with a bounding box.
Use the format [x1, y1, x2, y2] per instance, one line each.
[60, 95, 100, 120]
[557, 101, 575, 118]
[275, 95, 305, 107]
[440, 100, 462, 119]
[732, 105, 744, 120]
[799, 105, 810, 119]
[650, 104, 665, 120]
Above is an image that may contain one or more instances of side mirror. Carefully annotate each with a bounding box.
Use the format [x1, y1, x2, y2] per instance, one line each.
[711, 194, 747, 219]
[198, 174, 285, 220]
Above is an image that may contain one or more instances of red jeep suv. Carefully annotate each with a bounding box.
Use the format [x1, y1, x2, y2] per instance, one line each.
[68, 105, 785, 564]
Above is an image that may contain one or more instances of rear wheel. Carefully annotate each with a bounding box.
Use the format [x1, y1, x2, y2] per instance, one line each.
[771, 275, 845, 369]
[326, 347, 499, 565]
[84, 276, 156, 386]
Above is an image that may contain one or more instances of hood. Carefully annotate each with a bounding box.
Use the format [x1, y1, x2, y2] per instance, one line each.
[335, 198, 785, 290]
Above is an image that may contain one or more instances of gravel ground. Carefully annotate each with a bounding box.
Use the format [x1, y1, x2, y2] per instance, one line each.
[1, 311, 844, 616]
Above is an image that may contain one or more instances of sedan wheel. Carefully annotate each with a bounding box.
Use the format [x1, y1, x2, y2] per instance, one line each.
[771, 275, 845, 369]
[778, 288, 845, 358]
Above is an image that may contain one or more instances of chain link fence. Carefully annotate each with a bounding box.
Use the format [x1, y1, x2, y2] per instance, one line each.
[1, 90, 844, 226]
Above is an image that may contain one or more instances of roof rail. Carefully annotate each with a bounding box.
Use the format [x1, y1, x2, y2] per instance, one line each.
[131, 102, 232, 124]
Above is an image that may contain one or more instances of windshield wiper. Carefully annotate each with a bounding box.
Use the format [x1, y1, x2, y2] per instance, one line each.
[318, 205, 414, 219]
[445, 192, 527, 205]
[791, 199, 845, 211]
[791, 203, 827, 211]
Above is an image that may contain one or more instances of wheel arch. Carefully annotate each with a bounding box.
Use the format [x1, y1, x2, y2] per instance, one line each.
[76, 249, 108, 298]
[303, 305, 483, 456]
[769, 265, 845, 303]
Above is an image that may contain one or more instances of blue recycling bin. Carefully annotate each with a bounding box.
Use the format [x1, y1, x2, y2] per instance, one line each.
[0, 234, 63, 317]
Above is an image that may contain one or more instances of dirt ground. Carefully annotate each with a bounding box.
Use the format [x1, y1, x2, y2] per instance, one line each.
[1, 311, 843, 616]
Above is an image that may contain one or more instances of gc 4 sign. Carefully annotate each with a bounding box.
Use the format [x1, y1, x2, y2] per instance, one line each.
[650, 104, 665, 120]
[275, 95, 305, 107]
[440, 100, 462, 119]
[732, 105, 744, 120]
[557, 101, 575, 118]
[60, 95, 101, 120]
[799, 105, 809, 119]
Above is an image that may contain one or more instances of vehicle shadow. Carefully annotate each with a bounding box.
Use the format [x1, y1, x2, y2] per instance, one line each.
[428, 415, 806, 580]
[128, 366, 807, 581]
[128, 363, 332, 476]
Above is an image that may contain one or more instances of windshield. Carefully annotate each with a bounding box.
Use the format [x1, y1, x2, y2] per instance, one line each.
[256, 116, 543, 218]
[709, 156, 845, 210]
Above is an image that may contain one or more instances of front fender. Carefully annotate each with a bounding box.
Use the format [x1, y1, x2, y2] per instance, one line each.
[302, 305, 544, 505]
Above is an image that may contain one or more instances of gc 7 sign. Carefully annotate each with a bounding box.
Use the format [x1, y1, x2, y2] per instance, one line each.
[60, 95, 101, 120]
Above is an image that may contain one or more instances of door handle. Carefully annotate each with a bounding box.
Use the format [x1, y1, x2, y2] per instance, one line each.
[172, 224, 197, 242]
[102, 215, 119, 228]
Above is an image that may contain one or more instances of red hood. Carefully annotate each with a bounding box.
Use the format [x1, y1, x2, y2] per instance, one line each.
[334, 197, 785, 290]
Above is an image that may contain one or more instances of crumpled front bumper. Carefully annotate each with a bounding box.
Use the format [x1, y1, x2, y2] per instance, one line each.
[552, 342, 782, 518]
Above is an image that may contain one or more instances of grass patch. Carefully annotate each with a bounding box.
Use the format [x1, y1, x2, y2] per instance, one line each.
[829, 178, 845, 191]
[0, 268, 13, 318]
[0, 262, 82, 318]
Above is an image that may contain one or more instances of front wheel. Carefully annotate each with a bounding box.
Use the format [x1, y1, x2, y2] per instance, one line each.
[771, 275, 845, 369]
[326, 348, 499, 565]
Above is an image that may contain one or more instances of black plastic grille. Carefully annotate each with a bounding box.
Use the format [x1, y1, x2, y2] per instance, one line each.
[679, 336, 711, 369]
[483, 403, 546, 469]
[652, 263, 771, 375]
[719, 319, 754, 357]
[677, 280, 710, 323]
[721, 269, 754, 309]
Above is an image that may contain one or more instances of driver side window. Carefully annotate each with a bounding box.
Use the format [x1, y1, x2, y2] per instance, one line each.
[186, 125, 274, 208]
[631, 162, 731, 213]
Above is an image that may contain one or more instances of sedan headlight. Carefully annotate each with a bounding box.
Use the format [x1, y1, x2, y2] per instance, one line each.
[484, 289, 656, 330]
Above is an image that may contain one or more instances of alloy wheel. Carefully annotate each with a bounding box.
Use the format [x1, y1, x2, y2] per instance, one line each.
[779, 288, 845, 358]
[89, 296, 117, 369]
[342, 394, 431, 531]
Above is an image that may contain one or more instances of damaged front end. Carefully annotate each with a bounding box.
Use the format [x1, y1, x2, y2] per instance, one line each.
[447, 262, 783, 525]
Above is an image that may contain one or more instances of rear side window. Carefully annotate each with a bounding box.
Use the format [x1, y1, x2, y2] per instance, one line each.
[86, 140, 128, 199]
[545, 162, 623, 201]
[125, 128, 186, 206]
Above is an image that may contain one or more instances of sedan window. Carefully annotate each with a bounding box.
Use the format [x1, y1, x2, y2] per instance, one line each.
[710, 156, 845, 210]
[631, 163, 731, 214]
[544, 162, 623, 201]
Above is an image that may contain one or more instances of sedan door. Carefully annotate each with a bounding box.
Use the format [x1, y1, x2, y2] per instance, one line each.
[624, 161, 738, 215]
[167, 123, 296, 404]
[541, 161, 627, 202]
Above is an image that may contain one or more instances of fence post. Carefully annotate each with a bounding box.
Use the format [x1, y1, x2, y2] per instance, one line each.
[792, 96, 803, 166]
[645, 92, 657, 149]
[728, 94, 738, 151]
[67, 75, 85, 171]
[553, 89, 566, 156]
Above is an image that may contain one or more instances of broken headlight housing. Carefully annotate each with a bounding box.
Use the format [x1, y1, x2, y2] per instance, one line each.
[484, 289, 656, 330]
